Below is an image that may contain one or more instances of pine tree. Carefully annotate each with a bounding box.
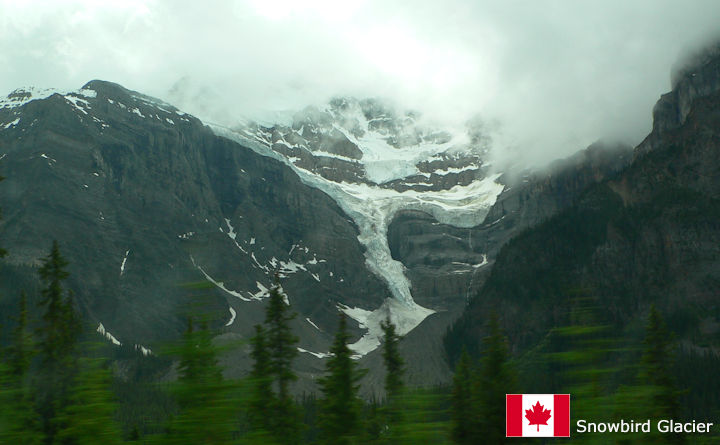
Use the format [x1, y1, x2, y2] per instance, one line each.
[379, 315, 406, 442]
[0, 293, 43, 444]
[450, 349, 473, 445]
[56, 354, 123, 445]
[380, 315, 404, 400]
[35, 240, 81, 444]
[264, 283, 300, 442]
[0, 174, 41, 443]
[318, 313, 364, 445]
[473, 312, 516, 444]
[248, 324, 275, 432]
[265, 285, 298, 399]
[0, 173, 6, 259]
[163, 318, 237, 444]
[8, 291, 33, 378]
[544, 295, 620, 444]
[641, 306, 680, 414]
[638, 305, 684, 444]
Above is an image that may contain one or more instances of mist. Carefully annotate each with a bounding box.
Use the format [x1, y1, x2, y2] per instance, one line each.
[2, 0, 720, 165]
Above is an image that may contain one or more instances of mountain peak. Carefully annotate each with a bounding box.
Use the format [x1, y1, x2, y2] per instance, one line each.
[81, 79, 130, 97]
[636, 40, 720, 156]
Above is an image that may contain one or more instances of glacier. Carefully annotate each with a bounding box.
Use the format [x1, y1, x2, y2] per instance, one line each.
[211, 123, 504, 355]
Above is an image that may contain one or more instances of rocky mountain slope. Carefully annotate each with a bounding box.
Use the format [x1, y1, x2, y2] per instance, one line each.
[445, 43, 720, 368]
[0, 77, 631, 392]
[216, 97, 629, 387]
[0, 81, 390, 371]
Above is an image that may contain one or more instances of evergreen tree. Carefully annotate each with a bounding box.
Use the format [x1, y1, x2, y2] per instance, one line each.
[0, 293, 43, 444]
[8, 291, 33, 379]
[264, 283, 300, 442]
[641, 306, 680, 416]
[35, 240, 81, 444]
[380, 315, 404, 400]
[0, 173, 6, 259]
[450, 349, 473, 445]
[56, 354, 123, 445]
[0, 175, 38, 442]
[318, 313, 364, 445]
[543, 296, 620, 444]
[635, 305, 684, 444]
[248, 324, 275, 432]
[163, 318, 237, 444]
[379, 315, 406, 442]
[472, 312, 516, 444]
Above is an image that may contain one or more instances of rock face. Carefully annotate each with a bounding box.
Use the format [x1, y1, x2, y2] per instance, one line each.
[389, 141, 633, 296]
[637, 42, 720, 156]
[0, 80, 387, 363]
[445, 43, 720, 367]
[385, 143, 632, 385]
[0, 78, 637, 393]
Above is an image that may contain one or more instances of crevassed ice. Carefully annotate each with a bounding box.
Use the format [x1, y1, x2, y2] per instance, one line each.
[211, 124, 504, 356]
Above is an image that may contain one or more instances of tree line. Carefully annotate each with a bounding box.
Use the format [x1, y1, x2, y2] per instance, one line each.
[0, 241, 437, 444]
[0, 242, 698, 444]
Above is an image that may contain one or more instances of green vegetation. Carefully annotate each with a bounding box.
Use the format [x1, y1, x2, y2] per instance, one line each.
[0, 240, 717, 444]
[0, 177, 718, 444]
[317, 314, 363, 444]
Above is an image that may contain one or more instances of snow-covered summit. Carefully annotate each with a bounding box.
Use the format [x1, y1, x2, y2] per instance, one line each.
[0, 86, 97, 110]
[231, 96, 493, 191]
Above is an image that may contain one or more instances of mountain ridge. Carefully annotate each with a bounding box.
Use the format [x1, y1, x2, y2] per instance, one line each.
[0, 77, 637, 393]
[445, 43, 720, 373]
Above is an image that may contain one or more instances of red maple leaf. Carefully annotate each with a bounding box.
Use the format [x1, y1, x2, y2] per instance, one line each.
[525, 401, 552, 432]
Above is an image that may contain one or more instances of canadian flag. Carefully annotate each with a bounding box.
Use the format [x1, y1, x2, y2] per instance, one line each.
[506, 394, 570, 437]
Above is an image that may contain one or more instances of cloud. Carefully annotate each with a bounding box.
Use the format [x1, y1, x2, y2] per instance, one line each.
[2, 0, 720, 165]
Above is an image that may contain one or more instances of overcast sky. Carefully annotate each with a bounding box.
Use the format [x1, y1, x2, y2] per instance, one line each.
[2, 0, 719, 164]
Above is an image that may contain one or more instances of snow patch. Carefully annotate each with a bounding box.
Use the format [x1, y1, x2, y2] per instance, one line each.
[297, 347, 331, 359]
[64, 95, 90, 115]
[277, 259, 307, 277]
[0, 86, 95, 110]
[96, 323, 152, 355]
[225, 307, 237, 327]
[338, 298, 434, 357]
[96, 323, 122, 346]
[306, 317, 321, 331]
[473, 254, 488, 268]
[431, 164, 480, 176]
[3, 118, 20, 129]
[191, 255, 252, 301]
[120, 250, 130, 276]
[224, 218, 247, 253]
[134, 344, 152, 356]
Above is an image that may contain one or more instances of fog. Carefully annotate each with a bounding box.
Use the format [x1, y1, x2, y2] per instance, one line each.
[2, 0, 720, 165]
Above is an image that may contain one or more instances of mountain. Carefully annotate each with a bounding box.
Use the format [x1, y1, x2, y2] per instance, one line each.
[0, 80, 394, 375]
[445, 42, 720, 378]
[0, 77, 631, 393]
[215, 96, 631, 387]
